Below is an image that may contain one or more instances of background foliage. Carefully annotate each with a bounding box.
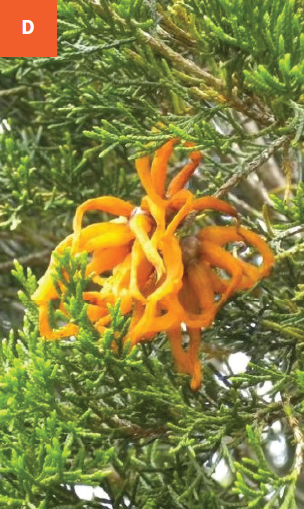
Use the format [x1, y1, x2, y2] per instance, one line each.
[1, 0, 304, 507]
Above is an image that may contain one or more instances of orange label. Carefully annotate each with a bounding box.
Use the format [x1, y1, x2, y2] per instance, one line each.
[0, 0, 57, 57]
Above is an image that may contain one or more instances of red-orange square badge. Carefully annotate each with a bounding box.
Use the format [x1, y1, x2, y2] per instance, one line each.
[0, 0, 57, 57]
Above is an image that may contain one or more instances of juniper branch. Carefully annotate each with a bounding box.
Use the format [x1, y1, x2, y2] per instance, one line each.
[262, 319, 304, 341]
[137, 29, 223, 90]
[215, 135, 290, 198]
[284, 400, 304, 478]
[0, 250, 51, 274]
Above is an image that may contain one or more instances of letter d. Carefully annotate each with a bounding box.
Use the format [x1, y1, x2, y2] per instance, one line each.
[22, 20, 34, 35]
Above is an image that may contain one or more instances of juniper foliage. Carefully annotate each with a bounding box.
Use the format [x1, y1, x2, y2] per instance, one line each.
[1, 0, 304, 507]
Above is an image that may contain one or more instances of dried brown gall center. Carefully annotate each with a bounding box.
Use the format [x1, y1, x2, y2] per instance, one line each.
[180, 235, 201, 269]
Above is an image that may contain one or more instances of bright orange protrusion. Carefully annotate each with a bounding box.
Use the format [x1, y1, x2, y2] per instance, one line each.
[32, 139, 275, 390]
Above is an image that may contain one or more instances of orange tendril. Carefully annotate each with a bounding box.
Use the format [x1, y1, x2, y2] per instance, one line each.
[33, 138, 274, 390]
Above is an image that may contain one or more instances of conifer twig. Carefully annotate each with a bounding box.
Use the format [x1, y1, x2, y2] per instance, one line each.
[261, 319, 304, 341]
[190, 86, 275, 126]
[158, 13, 197, 47]
[90, 0, 275, 126]
[214, 136, 289, 198]
[284, 399, 304, 477]
[89, 0, 222, 90]
[137, 29, 223, 90]
[0, 250, 51, 274]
